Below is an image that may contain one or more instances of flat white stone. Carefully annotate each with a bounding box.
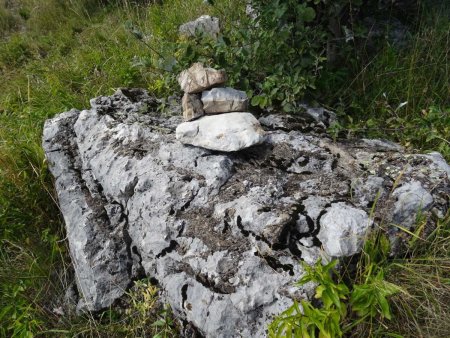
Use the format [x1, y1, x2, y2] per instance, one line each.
[202, 87, 248, 114]
[176, 112, 265, 152]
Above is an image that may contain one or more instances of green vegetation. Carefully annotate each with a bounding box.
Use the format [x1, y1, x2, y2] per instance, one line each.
[269, 211, 450, 337]
[0, 0, 448, 337]
[323, 3, 450, 157]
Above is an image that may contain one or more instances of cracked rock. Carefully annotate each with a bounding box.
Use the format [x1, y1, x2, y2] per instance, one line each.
[43, 88, 450, 337]
[318, 202, 372, 257]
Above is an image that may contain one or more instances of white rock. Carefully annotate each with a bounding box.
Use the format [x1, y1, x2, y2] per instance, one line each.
[202, 87, 248, 114]
[422, 152, 450, 179]
[177, 62, 227, 94]
[246, 4, 259, 21]
[176, 112, 265, 152]
[179, 15, 220, 39]
[318, 202, 372, 257]
[392, 181, 434, 228]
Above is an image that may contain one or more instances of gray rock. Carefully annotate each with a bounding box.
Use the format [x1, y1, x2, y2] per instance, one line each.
[298, 104, 337, 126]
[246, 3, 259, 21]
[182, 93, 204, 121]
[42, 109, 137, 312]
[317, 203, 372, 257]
[176, 112, 265, 152]
[177, 63, 227, 94]
[43, 88, 450, 337]
[179, 15, 220, 39]
[392, 181, 434, 229]
[421, 152, 450, 179]
[202, 87, 248, 114]
[259, 108, 336, 134]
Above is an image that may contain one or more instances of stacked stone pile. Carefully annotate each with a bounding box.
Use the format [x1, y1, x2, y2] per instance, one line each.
[175, 63, 265, 152]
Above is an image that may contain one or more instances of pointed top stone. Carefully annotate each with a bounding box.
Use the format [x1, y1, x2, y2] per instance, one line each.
[177, 62, 227, 94]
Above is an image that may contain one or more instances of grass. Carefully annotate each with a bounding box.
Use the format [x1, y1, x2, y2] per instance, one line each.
[320, 1, 450, 160]
[345, 214, 450, 338]
[389, 210, 450, 337]
[0, 0, 244, 336]
[0, 0, 448, 337]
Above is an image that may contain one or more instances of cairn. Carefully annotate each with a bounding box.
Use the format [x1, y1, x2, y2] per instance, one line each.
[175, 63, 265, 152]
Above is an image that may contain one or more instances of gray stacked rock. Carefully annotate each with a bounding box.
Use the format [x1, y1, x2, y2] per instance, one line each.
[176, 63, 265, 152]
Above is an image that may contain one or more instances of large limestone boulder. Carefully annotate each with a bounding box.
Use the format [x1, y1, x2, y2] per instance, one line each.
[176, 112, 265, 152]
[202, 87, 249, 114]
[43, 89, 450, 337]
[177, 62, 227, 94]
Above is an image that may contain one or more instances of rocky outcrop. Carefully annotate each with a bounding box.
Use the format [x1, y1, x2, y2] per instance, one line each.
[43, 88, 450, 337]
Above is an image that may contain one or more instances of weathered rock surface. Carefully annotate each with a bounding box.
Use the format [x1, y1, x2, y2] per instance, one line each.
[177, 62, 227, 94]
[317, 203, 372, 257]
[179, 15, 220, 39]
[182, 93, 204, 121]
[201, 87, 248, 113]
[176, 112, 265, 152]
[43, 89, 450, 337]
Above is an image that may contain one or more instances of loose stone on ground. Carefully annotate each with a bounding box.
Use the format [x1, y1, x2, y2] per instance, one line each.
[179, 15, 220, 39]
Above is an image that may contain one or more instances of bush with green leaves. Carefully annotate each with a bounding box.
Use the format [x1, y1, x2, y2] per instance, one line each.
[130, 0, 367, 112]
[269, 259, 349, 338]
[211, 0, 329, 113]
[268, 233, 404, 338]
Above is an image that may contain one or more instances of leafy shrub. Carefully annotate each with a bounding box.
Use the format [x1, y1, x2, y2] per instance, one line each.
[210, 0, 329, 113]
[268, 233, 404, 337]
[269, 259, 349, 338]
[322, 1, 450, 159]
[130, 0, 371, 112]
